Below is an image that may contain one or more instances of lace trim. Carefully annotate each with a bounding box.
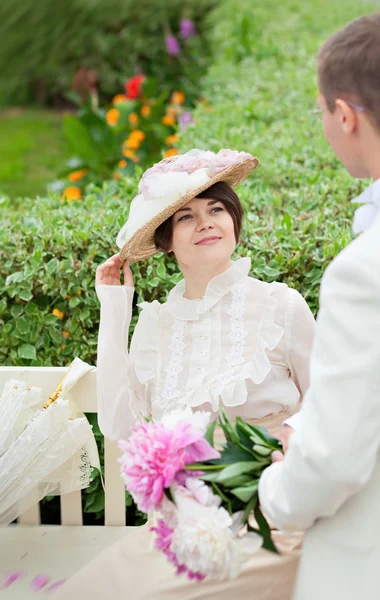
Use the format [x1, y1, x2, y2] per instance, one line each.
[215, 281, 249, 394]
[161, 318, 186, 401]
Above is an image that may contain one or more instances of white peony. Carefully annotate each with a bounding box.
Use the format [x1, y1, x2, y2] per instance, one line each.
[166, 480, 263, 580]
[160, 406, 212, 437]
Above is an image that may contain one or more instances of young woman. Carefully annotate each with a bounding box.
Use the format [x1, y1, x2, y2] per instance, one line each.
[54, 149, 316, 599]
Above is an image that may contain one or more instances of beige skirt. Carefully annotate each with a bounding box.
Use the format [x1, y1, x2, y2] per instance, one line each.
[53, 412, 302, 600]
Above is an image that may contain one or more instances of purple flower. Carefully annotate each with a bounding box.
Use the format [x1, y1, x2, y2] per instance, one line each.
[178, 111, 195, 132]
[165, 35, 181, 57]
[180, 19, 197, 40]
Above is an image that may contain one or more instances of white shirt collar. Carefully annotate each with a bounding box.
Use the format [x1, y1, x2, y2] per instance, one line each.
[352, 178, 380, 235]
[165, 257, 251, 320]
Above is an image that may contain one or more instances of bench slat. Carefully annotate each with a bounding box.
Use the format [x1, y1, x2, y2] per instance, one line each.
[61, 491, 83, 526]
[104, 439, 126, 526]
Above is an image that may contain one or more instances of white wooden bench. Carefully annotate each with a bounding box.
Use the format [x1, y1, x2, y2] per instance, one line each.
[0, 366, 135, 597]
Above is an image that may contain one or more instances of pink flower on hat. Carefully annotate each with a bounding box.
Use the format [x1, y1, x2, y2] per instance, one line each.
[138, 149, 254, 195]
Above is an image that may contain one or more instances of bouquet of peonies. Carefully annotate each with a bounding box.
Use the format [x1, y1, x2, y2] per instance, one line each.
[118, 407, 282, 581]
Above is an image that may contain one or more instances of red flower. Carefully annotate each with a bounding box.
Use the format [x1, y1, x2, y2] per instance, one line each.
[125, 74, 145, 100]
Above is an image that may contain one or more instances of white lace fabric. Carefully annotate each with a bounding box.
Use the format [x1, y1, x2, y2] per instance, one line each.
[95, 258, 317, 441]
[0, 358, 101, 528]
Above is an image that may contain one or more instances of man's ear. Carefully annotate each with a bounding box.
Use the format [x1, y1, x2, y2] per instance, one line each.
[335, 99, 359, 134]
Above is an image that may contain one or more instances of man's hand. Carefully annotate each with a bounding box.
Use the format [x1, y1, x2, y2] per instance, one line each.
[271, 425, 295, 463]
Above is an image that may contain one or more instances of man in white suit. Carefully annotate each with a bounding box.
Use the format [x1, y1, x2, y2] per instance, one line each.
[259, 13, 380, 600]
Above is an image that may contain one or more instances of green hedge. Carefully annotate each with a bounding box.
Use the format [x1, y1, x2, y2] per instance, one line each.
[0, 0, 214, 107]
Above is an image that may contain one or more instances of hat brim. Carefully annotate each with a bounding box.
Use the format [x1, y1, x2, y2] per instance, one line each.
[119, 156, 259, 262]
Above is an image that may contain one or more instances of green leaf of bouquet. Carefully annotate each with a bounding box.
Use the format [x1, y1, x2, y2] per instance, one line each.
[205, 419, 216, 448]
[209, 442, 254, 465]
[219, 474, 252, 488]
[215, 461, 262, 483]
[242, 495, 258, 523]
[230, 481, 259, 502]
[218, 409, 240, 445]
[253, 505, 280, 554]
[248, 425, 282, 450]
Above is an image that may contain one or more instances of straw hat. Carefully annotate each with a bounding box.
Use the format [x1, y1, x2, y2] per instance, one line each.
[116, 149, 259, 262]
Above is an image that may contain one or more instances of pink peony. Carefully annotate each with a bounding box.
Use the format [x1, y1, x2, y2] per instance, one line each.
[118, 408, 219, 513]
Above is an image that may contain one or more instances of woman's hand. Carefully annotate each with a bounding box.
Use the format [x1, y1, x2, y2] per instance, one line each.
[95, 253, 134, 287]
[271, 425, 295, 463]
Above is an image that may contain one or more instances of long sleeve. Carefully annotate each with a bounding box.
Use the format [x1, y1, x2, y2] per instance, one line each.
[259, 239, 380, 532]
[95, 285, 148, 441]
[282, 289, 316, 430]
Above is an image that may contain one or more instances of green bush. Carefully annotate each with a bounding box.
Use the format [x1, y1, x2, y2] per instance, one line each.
[0, 0, 214, 108]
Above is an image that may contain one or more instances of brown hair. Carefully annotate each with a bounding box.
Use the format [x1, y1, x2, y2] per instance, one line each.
[317, 13, 380, 129]
[154, 181, 244, 253]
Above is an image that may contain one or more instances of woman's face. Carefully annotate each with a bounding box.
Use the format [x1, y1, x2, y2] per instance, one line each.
[170, 196, 236, 267]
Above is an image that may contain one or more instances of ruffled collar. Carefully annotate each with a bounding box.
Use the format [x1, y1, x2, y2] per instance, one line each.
[352, 178, 380, 235]
[165, 257, 251, 321]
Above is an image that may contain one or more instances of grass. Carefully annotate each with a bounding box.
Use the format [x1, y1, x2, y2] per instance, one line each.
[0, 108, 68, 198]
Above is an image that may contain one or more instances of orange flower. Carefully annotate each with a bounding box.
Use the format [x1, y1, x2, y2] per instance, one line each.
[171, 91, 185, 105]
[162, 115, 175, 126]
[106, 108, 120, 126]
[164, 148, 179, 158]
[62, 331, 70, 338]
[61, 345, 66, 350]
[128, 112, 139, 126]
[166, 107, 177, 117]
[61, 187, 82, 202]
[130, 130, 145, 141]
[141, 105, 151, 118]
[77, 290, 82, 295]
[113, 172, 121, 180]
[124, 130, 145, 150]
[118, 159, 127, 168]
[68, 169, 89, 182]
[112, 94, 127, 105]
[52, 308, 64, 320]
[122, 149, 140, 163]
[165, 134, 179, 145]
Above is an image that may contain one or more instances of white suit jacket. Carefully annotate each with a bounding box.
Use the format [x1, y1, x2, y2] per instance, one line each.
[259, 179, 380, 600]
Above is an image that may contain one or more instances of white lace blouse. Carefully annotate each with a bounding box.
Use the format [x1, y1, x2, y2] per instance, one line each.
[95, 258, 316, 441]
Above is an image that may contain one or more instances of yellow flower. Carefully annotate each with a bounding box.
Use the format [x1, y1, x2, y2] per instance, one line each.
[52, 308, 65, 320]
[164, 148, 179, 158]
[68, 169, 89, 182]
[122, 149, 140, 163]
[162, 115, 176, 126]
[171, 91, 185, 105]
[165, 134, 179, 145]
[118, 159, 127, 168]
[61, 187, 82, 202]
[128, 112, 139, 125]
[62, 331, 70, 339]
[112, 94, 127, 105]
[141, 105, 151, 117]
[106, 108, 120, 126]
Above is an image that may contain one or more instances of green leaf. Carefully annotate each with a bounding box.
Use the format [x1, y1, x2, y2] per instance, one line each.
[218, 409, 240, 445]
[5, 271, 24, 286]
[11, 304, 24, 318]
[242, 495, 258, 523]
[248, 425, 282, 450]
[205, 419, 216, 448]
[18, 288, 33, 302]
[18, 343, 36, 360]
[219, 474, 253, 487]
[253, 505, 279, 554]
[214, 461, 261, 483]
[209, 442, 253, 465]
[230, 481, 259, 502]
[46, 258, 60, 275]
